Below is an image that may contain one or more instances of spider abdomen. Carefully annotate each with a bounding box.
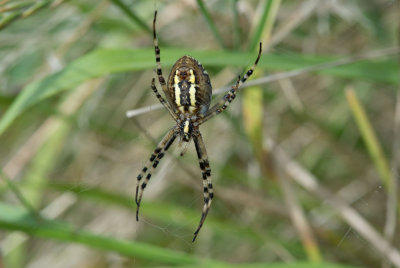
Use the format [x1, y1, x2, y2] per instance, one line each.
[167, 56, 212, 115]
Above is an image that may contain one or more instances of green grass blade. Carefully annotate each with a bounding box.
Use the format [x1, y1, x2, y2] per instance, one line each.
[3, 100, 72, 268]
[248, 0, 281, 51]
[45, 183, 266, 243]
[242, 74, 264, 160]
[0, 202, 203, 265]
[0, 48, 397, 137]
[0, 1, 32, 12]
[248, 0, 272, 51]
[0, 11, 20, 30]
[345, 88, 392, 188]
[0, 200, 361, 267]
[195, 0, 225, 48]
[1, 200, 357, 267]
[39, 182, 364, 268]
[0, 169, 39, 218]
[232, 0, 241, 49]
[200, 263, 361, 268]
[111, 0, 151, 33]
[21, 0, 51, 17]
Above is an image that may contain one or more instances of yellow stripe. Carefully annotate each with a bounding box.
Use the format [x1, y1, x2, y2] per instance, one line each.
[174, 83, 181, 107]
[189, 69, 195, 83]
[173, 71, 182, 108]
[189, 83, 197, 108]
[188, 70, 197, 110]
[174, 71, 180, 84]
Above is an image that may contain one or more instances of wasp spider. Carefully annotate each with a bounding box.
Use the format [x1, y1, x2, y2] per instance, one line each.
[135, 11, 262, 242]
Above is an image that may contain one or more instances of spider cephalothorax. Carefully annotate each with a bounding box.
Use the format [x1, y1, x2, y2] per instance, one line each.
[134, 10, 262, 242]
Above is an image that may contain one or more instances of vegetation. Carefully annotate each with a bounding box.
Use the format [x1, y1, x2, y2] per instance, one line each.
[0, 0, 399, 267]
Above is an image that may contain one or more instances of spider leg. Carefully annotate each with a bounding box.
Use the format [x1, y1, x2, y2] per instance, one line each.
[151, 78, 177, 120]
[198, 42, 262, 125]
[192, 132, 213, 242]
[135, 127, 178, 221]
[153, 11, 176, 111]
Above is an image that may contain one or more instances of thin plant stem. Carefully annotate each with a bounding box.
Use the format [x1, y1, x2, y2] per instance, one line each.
[345, 88, 392, 189]
[232, 0, 241, 49]
[0, 169, 40, 219]
[195, 0, 225, 48]
[248, 0, 273, 51]
[111, 0, 151, 33]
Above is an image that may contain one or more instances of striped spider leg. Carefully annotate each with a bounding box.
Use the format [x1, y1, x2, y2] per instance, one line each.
[198, 42, 262, 124]
[134, 10, 262, 242]
[191, 131, 212, 242]
[135, 126, 177, 220]
[191, 43, 262, 241]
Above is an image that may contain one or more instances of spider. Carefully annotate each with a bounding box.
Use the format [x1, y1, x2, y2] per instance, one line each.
[135, 10, 262, 242]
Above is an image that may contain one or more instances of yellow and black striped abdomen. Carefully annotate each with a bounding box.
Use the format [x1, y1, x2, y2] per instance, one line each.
[167, 56, 212, 115]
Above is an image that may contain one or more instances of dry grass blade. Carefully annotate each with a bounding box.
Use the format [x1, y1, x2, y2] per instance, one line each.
[277, 171, 322, 263]
[126, 103, 163, 118]
[2, 79, 102, 181]
[1, 1, 398, 266]
[271, 139, 400, 268]
[266, 0, 319, 50]
[382, 91, 400, 268]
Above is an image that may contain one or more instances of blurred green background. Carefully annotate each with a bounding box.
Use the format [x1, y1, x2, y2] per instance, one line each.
[0, 0, 399, 267]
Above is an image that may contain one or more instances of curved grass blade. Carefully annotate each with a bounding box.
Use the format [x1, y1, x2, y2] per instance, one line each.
[0, 48, 398, 136]
[0, 200, 360, 268]
[0, 202, 203, 265]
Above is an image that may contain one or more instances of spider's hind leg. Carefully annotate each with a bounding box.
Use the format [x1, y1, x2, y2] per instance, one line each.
[192, 132, 213, 242]
[135, 128, 177, 221]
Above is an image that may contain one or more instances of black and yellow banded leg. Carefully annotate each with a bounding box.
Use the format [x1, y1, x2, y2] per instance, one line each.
[151, 78, 176, 119]
[135, 128, 178, 221]
[199, 76, 241, 123]
[153, 11, 173, 105]
[199, 42, 262, 125]
[192, 132, 213, 242]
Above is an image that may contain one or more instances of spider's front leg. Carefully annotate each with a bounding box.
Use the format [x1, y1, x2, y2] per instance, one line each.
[135, 127, 178, 221]
[153, 10, 176, 109]
[192, 131, 213, 242]
[198, 42, 262, 125]
[151, 78, 176, 119]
